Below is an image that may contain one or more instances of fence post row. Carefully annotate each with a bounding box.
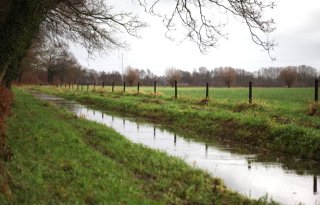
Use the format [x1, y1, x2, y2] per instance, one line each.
[206, 82, 209, 99]
[174, 80, 177, 99]
[56, 79, 318, 104]
[315, 79, 319, 102]
[249, 81, 253, 104]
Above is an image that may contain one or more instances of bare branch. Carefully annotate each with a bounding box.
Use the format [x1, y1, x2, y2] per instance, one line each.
[135, 0, 276, 57]
[41, 0, 147, 53]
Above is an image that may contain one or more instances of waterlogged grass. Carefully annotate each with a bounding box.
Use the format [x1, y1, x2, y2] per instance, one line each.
[1, 88, 273, 204]
[33, 85, 320, 161]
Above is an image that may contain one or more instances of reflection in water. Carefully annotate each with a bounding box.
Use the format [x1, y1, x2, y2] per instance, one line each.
[248, 160, 252, 170]
[315, 175, 318, 194]
[205, 144, 208, 158]
[33, 93, 320, 205]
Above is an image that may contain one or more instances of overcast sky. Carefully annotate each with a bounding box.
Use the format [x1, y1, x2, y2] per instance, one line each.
[70, 0, 320, 75]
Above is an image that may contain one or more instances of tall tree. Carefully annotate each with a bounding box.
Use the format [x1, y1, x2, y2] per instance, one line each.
[221, 67, 236, 88]
[0, 0, 276, 87]
[165, 68, 181, 87]
[279, 67, 298, 88]
[0, 0, 144, 86]
[124, 66, 139, 86]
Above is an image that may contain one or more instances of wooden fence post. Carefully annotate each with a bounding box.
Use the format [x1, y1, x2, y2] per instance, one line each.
[154, 81, 157, 94]
[112, 82, 114, 92]
[137, 82, 140, 93]
[102, 81, 104, 88]
[315, 79, 318, 102]
[175, 80, 177, 99]
[249, 81, 253, 104]
[123, 81, 126, 92]
[206, 82, 209, 99]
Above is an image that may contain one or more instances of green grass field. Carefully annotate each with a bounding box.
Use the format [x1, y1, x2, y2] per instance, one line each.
[77, 85, 315, 105]
[2, 88, 274, 204]
[62, 85, 318, 120]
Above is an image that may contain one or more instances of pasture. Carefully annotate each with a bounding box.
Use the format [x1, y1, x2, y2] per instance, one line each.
[73, 85, 317, 113]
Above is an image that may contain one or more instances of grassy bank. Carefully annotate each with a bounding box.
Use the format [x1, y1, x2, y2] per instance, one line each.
[0, 88, 270, 204]
[33, 86, 320, 161]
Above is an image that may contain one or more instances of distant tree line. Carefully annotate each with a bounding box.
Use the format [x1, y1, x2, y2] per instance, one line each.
[17, 43, 319, 88]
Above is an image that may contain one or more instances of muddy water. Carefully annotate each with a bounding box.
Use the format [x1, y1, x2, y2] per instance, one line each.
[34, 92, 319, 205]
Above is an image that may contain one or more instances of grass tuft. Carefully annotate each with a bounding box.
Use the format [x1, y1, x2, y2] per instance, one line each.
[308, 102, 319, 116]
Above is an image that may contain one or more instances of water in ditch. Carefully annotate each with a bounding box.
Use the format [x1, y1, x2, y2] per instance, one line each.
[33, 92, 319, 205]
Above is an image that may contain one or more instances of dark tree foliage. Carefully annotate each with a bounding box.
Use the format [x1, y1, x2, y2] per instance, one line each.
[19, 61, 319, 87]
[0, 0, 276, 88]
[0, 0, 144, 87]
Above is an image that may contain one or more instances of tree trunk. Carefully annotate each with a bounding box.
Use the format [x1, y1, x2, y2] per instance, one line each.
[2, 60, 17, 89]
[47, 67, 54, 84]
[18, 71, 23, 84]
[0, 1, 47, 85]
